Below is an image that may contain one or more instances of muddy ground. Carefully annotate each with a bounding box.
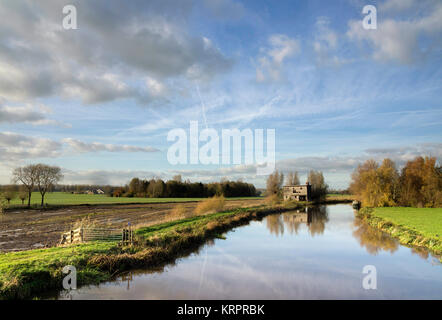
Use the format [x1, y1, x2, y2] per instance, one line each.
[0, 199, 264, 252]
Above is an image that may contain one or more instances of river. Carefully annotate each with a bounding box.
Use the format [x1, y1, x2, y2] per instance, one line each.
[55, 204, 442, 299]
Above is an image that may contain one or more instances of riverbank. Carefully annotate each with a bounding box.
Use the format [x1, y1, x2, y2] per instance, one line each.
[357, 207, 442, 260]
[0, 203, 302, 300]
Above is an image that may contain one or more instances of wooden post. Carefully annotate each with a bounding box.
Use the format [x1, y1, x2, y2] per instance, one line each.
[70, 230, 74, 243]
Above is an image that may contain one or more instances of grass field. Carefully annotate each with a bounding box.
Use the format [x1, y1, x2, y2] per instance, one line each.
[359, 207, 442, 259]
[7, 192, 262, 207]
[371, 207, 442, 240]
[326, 194, 355, 201]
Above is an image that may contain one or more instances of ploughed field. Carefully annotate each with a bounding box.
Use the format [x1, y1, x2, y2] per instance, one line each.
[0, 198, 264, 252]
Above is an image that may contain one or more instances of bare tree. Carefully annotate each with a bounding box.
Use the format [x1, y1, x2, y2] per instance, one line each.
[0, 193, 6, 214]
[266, 170, 284, 195]
[12, 164, 39, 207]
[308, 170, 328, 201]
[286, 171, 300, 185]
[18, 189, 28, 205]
[3, 185, 17, 205]
[35, 164, 63, 207]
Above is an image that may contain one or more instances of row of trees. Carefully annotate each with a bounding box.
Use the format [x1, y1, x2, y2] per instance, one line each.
[115, 175, 258, 198]
[266, 170, 328, 201]
[10, 164, 63, 207]
[0, 185, 29, 205]
[350, 156, 442, 207]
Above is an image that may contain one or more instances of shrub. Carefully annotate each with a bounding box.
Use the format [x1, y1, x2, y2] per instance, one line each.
[169, 204, 188, 220]
[194, 195, 225, 215]
[265, 194, 281, 207]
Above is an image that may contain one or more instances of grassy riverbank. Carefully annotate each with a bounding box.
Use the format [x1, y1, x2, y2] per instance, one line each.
[357, 207, 442, 259]
[0, 203, 299, 300]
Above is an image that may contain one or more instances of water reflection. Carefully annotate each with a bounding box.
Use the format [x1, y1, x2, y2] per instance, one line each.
[50, 205, 442, 300]
[266, 206, 328, 237]
[352, 217, 399, 255]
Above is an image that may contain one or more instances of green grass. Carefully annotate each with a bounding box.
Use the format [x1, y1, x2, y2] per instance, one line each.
[0, 241, 119, 299]
[8, 192, 262, 207]
[371, 207, 442, 240]
[358, 207, 442, 259]
[326, 194, 355, 200]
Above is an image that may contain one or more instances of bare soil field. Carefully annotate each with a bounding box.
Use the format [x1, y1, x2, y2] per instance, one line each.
[0, 199, 264, 252]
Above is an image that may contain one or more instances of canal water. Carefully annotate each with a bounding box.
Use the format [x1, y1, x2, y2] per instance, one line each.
[57, 204, 442, 299]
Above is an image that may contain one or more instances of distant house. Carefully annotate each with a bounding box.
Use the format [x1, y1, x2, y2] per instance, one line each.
[283, 182, 312, 201]
[85, 189, 104, 195]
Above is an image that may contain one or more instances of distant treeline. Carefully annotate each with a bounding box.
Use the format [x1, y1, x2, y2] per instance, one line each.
[1, 179, 259, 199]
[350, 156, 442, 208]
[114, 177, 258, 198]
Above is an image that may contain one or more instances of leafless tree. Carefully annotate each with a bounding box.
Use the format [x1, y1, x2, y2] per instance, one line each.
[35, 164, 63, 207]
[12, 164, 39, 207]
[286, 171, 300, 185]
[308, 170, 328, 201]
[266, 170, 284, 195]
[3, 185, 17, 205]
[18, 188, 28, 205]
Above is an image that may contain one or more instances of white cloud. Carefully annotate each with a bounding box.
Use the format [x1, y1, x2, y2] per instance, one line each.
[0, 0, 231, 104]
[0, 103, 70, 127]
[313, 17, 347, 66]
[62, 138, 159, 153]
[256, 34, 300, 82]
[0, 132, 62, 161]
[145, 77, 167, 97]
[347, 2, 442, 64]
[380, 0, 416, 12]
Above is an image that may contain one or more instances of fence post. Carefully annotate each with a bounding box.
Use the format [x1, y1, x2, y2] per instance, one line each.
[70, 230, 74, 243]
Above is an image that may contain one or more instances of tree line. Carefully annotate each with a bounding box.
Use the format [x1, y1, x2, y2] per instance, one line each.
[114, 175, 258, 198]
[350, 156, 442, 208]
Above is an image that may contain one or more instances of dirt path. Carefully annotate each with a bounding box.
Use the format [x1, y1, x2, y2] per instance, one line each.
[0, 199, 264, 252]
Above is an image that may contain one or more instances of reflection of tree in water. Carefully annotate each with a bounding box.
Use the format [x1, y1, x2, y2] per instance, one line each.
[266, 206, 329, 236]
[353, 218, 399, 255]
[411, 247, 429, 260]
[266, 214, 285, 236]
[307, 206, 328, 237]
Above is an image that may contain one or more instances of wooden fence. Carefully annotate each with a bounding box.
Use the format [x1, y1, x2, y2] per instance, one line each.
[60, 227, 134, 245]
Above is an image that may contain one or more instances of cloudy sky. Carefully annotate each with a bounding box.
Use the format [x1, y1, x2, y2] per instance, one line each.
[0, 0, 441, 188]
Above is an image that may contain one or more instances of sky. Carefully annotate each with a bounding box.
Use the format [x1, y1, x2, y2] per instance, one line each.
[0, 0, 441, 189]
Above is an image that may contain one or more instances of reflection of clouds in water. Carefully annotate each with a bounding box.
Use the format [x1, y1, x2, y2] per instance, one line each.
[58, 205, 442, 300]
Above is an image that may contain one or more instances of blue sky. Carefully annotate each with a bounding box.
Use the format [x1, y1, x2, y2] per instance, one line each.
[0, 0, 441, 188]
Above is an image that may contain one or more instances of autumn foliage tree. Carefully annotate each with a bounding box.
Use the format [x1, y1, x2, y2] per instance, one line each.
[399, 157, 442, 207]
[350, 156, 441, 208]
